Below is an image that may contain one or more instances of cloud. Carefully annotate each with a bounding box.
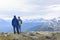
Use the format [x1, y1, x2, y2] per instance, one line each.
[47, 4, 60, 11]
[0, 0, 38, 12]
[0, 0, 26, 10]
[0, 0, 60, 20]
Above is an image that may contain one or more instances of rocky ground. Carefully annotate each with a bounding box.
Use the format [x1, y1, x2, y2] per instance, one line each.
[0, 31, 60, 40]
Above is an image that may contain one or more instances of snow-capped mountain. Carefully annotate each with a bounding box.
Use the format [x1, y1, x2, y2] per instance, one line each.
[0, 19, 12, 32]
[0, 17, 60, 32]
[29, 18, 60, 31]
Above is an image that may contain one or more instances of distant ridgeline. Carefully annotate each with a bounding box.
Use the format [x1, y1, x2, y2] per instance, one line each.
[0, 18, 60, 32]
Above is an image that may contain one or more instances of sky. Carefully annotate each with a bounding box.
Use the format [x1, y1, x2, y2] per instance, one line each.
[0, 0, 60, 20]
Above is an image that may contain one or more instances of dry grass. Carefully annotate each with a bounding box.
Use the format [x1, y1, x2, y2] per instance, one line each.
[0, 31, 60, 40]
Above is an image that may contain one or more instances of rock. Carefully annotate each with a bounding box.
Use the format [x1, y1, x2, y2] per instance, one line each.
[0, 32, 10, 37]
[30, 36, 39, 40]
[45, 33, 56, 40]
[13, 36, 19, 40]
[45, 36, 52, 39]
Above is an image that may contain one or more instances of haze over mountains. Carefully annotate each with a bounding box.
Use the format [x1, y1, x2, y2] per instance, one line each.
[0, 17, 60, 32]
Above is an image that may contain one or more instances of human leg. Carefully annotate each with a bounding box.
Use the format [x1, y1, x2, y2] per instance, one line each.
[20, 26, 21, 33]
[13, 26, 16, 34]
[16, 26, 19, 34]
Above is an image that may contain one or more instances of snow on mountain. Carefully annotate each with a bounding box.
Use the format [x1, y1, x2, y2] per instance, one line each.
[0, 17, 60, 32]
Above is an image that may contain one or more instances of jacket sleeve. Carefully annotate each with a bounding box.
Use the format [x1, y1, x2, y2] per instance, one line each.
[12, 19, 13, 26]
[21, 19, 22, 24]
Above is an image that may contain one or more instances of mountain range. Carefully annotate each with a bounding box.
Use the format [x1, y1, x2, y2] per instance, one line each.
[0, 18, 60, 32]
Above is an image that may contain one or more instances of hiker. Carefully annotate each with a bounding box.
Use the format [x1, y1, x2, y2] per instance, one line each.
[12, 15, 19, 34]
[18, 16, 22, 34]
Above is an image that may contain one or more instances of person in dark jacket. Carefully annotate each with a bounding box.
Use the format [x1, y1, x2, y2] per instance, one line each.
[12, 16, 19, 34]
[18, 16, 22, 34]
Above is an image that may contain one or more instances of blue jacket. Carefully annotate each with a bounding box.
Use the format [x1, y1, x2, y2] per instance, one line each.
[12, 18, 18, 26]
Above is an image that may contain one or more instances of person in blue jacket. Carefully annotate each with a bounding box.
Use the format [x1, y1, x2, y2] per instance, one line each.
[12, 15, 19, 34]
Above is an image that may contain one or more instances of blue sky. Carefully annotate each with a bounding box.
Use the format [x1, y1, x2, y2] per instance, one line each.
[0, 0, 60, 20]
